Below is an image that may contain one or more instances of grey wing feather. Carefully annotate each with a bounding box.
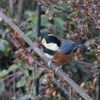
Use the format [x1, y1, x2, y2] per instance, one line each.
[59, 39, 85, 54]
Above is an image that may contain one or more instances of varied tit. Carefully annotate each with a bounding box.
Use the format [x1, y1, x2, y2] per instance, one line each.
[40, 34, 85, 72]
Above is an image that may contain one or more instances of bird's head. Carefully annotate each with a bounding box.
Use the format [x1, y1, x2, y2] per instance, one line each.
[41, 34, 61, 51]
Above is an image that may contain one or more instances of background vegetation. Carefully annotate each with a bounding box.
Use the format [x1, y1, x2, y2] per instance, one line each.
[0, 0, 100, 100]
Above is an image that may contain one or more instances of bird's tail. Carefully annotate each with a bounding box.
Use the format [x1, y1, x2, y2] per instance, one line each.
[73, 44, 86, 50]
[76, 44, 86, 48]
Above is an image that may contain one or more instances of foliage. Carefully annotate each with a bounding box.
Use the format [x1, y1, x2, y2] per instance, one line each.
[0, 92, 13, 100]
[0, 0, 100, 100]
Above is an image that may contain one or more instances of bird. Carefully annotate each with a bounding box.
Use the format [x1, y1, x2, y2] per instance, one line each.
[40, 34, 85, 72]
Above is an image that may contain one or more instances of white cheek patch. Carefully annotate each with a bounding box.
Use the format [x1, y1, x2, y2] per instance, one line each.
[42, 42, 59, 51]
[44, 53, 53, 59]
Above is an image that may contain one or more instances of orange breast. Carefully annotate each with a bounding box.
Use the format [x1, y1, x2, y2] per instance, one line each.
[52, 51, 73, 65]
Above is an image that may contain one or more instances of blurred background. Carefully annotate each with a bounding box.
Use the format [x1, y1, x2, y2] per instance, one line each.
[0, 0, 100, 100]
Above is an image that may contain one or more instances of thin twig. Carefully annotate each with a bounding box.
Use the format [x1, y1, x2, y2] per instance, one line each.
[53, 78, 79, 100]
[0, 66, 31, 83]
[71, 60, 94, 66]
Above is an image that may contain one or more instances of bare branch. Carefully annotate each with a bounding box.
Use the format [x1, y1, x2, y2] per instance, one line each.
[53, 78, 79, 100]
[0, 66, 31, 83]
[16, 0, 23, 19]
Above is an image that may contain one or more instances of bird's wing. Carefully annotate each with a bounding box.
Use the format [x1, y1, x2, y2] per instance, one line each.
[59, 39, 84, 54]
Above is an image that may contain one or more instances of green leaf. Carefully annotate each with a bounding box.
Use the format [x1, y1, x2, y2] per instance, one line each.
[23, 70, 29, 77]
[0, 82, 5, 93]
[0, 39, 9, 56]
[31, 13, 37, 19]
[17, 78, 26, 88]
[41, 15, 49, 26]
[54, 17, 64, 29]
[51, 8, 59, 13]
[24, 11, 32, 18]
[29, 13, 37, 21]
[0, 72, 5, 79]
[34, 69, 43, 79]
[21, 61, 28, 69]
[72, 67, 78, 73]
[0, 29, 3, 35]
[57, 3, 71, 12]
[41, 6, 47, 12]
[83, 74, 91, 81]
[16, 60, 22, 67]
[2, 70, 8, 76]
[22, 94, 31, 100]
[26, 31, 36, 38]
[8, 64, 19, 72]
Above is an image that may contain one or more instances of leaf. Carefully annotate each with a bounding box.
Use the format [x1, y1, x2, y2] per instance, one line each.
[41, 15, 49, 26]
[72, 67, 78, 73]
[54, 17, 64, 29]
[2, 69, 8, 76]
[0, 72, 5, 79]
[21, 61, 28, 69]
[31, 13, 37, 19]
[17, 78, 26, 88]
[26, 31, 36, 38]
[0, 29, 3, 35]
[0, 82, 5, 93]
[83, 74, 91, 81]
[51, 8, 59, 13]
[57, 3, 68, 11]
[23, 70, 29, 77]
[16, 59, 22, 67]
[8, 64, 19, 72]
[29, 13, 37, 21]
[34, 69, 43, 79]
[24, 10, 32, 18]
[22, 94, 31, 100]
[0, 39, 9, 56]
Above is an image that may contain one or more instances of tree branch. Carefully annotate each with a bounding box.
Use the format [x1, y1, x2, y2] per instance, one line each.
[16, 0, 23, 19]
[0, 11, 93, 100]
[0, 65, 31, 83]
[53, 78, 79, 100]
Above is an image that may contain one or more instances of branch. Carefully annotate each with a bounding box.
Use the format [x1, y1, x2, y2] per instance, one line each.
[0, 66, 31, 83]
[53, 78, 79, 100]
[0, 11, 93, 100]
[71, 60, 94, 66]
[16, 0, 23, 19]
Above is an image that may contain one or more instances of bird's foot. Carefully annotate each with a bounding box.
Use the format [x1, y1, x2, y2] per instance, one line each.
[47, 60, 52, 68]
[48, 60, 62, 72]
[55, 65, 62, 72]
